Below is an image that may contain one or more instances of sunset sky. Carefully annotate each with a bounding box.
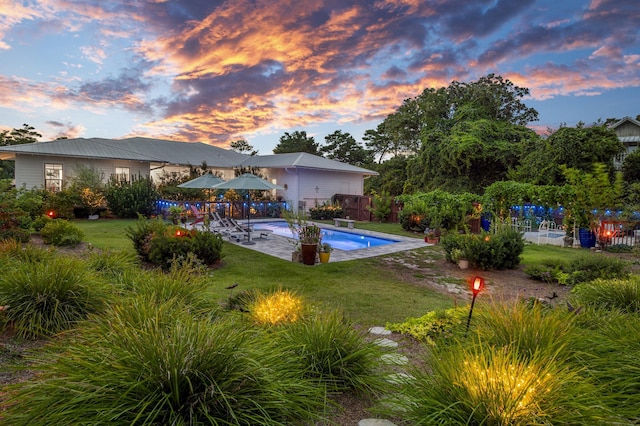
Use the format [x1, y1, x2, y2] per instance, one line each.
[0, 0, 638, 154]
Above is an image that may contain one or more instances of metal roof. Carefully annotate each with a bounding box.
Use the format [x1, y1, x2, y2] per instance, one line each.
[619, 136, 640, 143]
[238, 152, 378, 175]
[609, 116, 640, 129]
[0, 137, 248, 166]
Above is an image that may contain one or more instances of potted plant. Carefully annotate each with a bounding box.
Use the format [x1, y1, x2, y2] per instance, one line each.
[298, 224, 322, 265]
[450, 248, 469, 270]
[318, 242, 333, 263]
[168, 205, 184, 224]
[425, 229, 439, 244]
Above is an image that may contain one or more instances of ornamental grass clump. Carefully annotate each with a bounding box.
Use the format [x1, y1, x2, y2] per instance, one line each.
[5, 298, 327, 425]
[249, 288, 305, 326]
[571, 277, 640, 313]
[0, 256, 108, 339]
[278, 309, 389, 395]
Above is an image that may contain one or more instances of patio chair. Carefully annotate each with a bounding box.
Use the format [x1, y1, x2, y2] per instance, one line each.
[190, 205, 205, 227]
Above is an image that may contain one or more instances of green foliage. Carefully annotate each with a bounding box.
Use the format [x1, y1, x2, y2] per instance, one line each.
[320, 130, 374, 166]
[525, 253, 629, 285]
[0, 180, 33, 235]
[298, 224, 322, 244]
[225, 289, 261, 312]
[39, 219, 84, 247]
[605, 243, 633, 253]
[85, 249, 139, 280]
[5, 299, 326, 425]
[622, 149, 640, 183]
[368, 191, 392, 222]
[386, 306, 468, 345]
[571, 277, 640, 313]
[363, 155, 409, 195]
[308, 202, 344, 220]
[104, 175, 159, 218]
[0, 239, 53, 264]
[442, 226, 524, 270]
[385, 302, 617, 424]
[125, 216, 167, 261]
[387, 337, 609, 424]
[0, 228, 30, 243]
[278, 309, 388, 395]
[42, 188, 79, 219]
[398, 189, 478, 232]
[273, 130, 320, 155]
[146, 227, 224, 270]
[30, 214, 52, 232]
[0, 256, 108, 339]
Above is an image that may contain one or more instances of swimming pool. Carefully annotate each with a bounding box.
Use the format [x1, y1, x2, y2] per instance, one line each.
[252, 221, 399, 251]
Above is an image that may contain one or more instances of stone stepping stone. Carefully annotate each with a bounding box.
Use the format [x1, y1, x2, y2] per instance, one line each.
[374, 337, 398, 348]
[358, 419, 397, 426]
[368, 326, 391, 335]
[386, 372, 415, 385]
[380, 353, 408, 365]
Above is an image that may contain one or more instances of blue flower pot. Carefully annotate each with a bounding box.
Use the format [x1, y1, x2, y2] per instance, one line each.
[578, 228, 596, 248]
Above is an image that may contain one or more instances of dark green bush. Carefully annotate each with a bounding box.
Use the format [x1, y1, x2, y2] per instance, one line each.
[41, 189, 79, 219]
[147, 228, 223, 270]
[606, 243, 633, 253]
[0, 228, 30, 243]
[31, 214, 53, 232]
[125, 216, 167, 261]
[442, 227, 524, 270]
[104, 176, 159, 218]
[526, 254, 629, 286]
[39, 219, 84, 247]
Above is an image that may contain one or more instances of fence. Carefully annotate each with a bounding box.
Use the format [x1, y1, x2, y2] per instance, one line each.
[156, 200, 288, 220]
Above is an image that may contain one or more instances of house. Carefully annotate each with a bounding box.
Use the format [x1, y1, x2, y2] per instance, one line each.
[609, 116, 640, 168]
[0, 137, 377, 211]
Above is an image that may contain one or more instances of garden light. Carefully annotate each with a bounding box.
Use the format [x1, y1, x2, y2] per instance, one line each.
[175, 229, 183, 237]
[465, 276, 485, 336]
[47, 210, 55, 218]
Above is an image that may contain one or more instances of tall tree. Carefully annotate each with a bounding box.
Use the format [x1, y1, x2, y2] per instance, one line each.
[272, 130, 320, 155]
[229, 139, 258, 156]
[0, 124, 42, 179]
[513, 124, 623, 185]
[320, 130, 373, 166]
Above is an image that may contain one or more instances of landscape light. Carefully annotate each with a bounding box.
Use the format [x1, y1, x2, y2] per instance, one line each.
[465, 276, 485, 336]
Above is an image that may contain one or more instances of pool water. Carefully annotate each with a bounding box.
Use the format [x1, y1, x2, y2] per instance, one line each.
[252, 221, 399, 251]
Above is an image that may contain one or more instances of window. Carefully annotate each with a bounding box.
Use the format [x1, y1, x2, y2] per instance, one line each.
[115, 167, 130, 182]
[44, 163, 63, 192]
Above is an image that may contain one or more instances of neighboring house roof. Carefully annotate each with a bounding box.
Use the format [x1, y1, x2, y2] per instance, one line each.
[0, 137, 248, 167]
[619, 136, 640, 143]
[609, 116, 640, 129]
[239, 152, 378, 175]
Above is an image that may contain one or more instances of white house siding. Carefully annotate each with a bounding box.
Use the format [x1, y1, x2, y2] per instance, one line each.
[267, 169, 299, 208]
[14, 154, 150, 190]
[149, 165, 235, 184]
[298, 169, 363, 212]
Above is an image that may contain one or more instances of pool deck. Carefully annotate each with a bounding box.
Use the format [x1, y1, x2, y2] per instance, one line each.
[188, 219, 428, 263]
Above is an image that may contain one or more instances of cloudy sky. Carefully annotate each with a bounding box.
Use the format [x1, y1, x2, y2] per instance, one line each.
[0, 0, 638, 154]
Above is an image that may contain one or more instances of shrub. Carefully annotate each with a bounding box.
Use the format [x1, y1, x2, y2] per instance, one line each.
[387, 342, 609, 424]
[606, 243, 633, 253]
[86, 249, 139, 280]
[278, 309, 388, 394]
[226, 288, 260, 312]
[308, 202, 344, 220]
[5, 299, 326, 425]
[104, 175, 159, 218]
[0, 239, 53, 264]
[41, 189, 79, 219]
[146, 227, 223, 270]
[39, 219, 84, 247]
[0, 256, 108, 338]
[571, 277, 640, 313]
[0, 227, 30, 243]
[442, 226, 524, 270]
[386, 306, 468, 345]
[527, 254, 630, 285]
[125, 216, 166, 261]
[31, 214, 52, 232]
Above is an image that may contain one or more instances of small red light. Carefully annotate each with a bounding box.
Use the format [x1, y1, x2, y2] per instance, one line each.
[175, 230, 182, 237]
[47, 210, 55, 218]
[472, 276, 485, 293]
[484, 235, 490, 242]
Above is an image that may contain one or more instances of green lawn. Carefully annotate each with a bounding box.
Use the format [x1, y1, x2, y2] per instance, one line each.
[72, 219, 581, 326]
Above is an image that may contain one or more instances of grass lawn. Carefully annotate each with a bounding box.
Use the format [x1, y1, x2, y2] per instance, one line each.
[73, 219, 583, 326]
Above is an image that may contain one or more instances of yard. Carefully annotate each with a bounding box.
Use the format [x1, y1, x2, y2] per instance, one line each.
[2, 218, 640, 424]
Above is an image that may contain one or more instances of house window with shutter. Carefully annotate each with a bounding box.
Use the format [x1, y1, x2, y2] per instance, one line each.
[44, 163, 63, 192]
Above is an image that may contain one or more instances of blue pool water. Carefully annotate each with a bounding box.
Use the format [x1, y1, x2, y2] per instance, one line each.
[252, 221, 399, 251]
